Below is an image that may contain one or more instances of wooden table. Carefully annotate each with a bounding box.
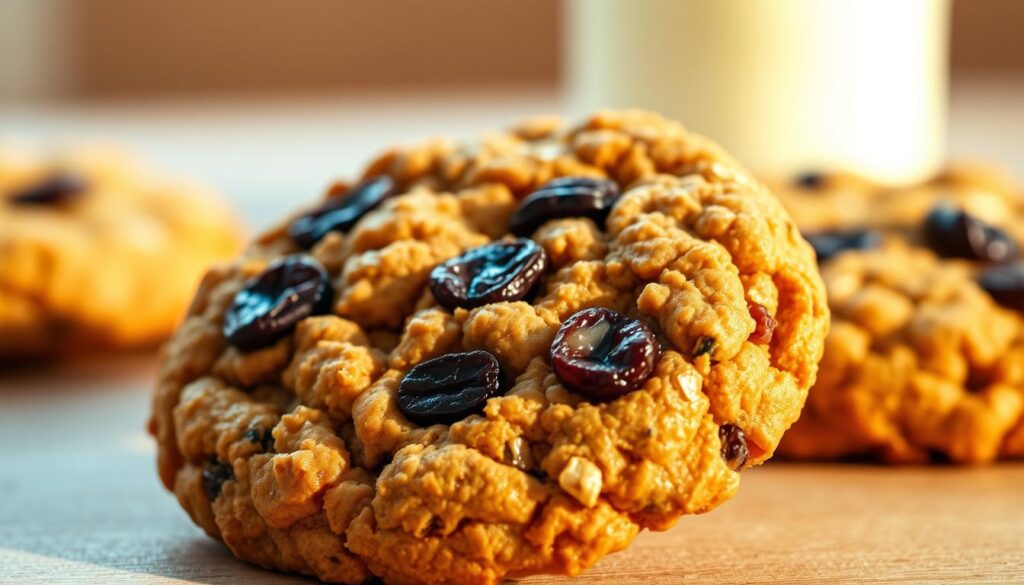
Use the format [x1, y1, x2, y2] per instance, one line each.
[2, 356, 1022, 584]
[2, 84, 1024, 584]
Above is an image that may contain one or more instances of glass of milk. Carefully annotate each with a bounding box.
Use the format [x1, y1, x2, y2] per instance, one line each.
[566, 0, 951, 184]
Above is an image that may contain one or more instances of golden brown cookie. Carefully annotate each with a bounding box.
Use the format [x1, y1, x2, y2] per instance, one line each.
[769, 162, 1024, 237]
[0, 145, 243, 358]
[773, 165, 1024, 463]
[152, 110, 828, 584]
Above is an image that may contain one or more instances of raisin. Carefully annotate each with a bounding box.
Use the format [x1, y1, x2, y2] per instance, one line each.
[719, 424, 749, 471]
[244, 427, 275, 451]
[924, 205, 1018, 263]
[289, 176, 396, 248]
[978, 263, 1024, 310]
[693, 336, 716, 358]
[223, 255, 332, 351]
[805, 229, 881, 263]
[9, 173, 87, 206]
[202, 462, 234, 500]
[397, 350, 503, 425]
[429, 238, 547, 310]
[509, 176, 620, 236]
[550, 308, 660, 402]
[747, 302, 778, 345]
[793, 171, 827, 190]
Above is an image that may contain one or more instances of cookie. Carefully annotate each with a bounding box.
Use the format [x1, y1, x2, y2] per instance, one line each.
[151, 110, 828, 584]
[770, 162, 1024, 237]
[774, 165, 1024, 463]
[0, 145, 243, 358]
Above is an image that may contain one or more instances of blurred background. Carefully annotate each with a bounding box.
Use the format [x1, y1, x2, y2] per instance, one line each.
[2, 0, 1022, 101]
[1, 0, 1023, 228]
[2, 4, 1024, 582]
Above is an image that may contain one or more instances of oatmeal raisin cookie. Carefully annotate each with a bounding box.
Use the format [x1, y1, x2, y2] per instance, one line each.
[152, 110, 828, 583]
[774, 165, 1024, 463]
[0, 145, 242, 357]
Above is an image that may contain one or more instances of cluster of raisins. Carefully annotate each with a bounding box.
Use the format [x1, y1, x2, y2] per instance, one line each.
[219, 175, 756, 471]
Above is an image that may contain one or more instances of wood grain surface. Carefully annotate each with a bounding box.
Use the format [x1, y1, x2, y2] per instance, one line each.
[1, 355, 1022, 585]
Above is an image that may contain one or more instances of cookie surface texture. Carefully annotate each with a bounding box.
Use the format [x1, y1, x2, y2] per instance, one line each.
[152, 110, 828, 584]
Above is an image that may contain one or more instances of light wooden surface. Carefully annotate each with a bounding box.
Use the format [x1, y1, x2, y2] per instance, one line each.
[2, 85, 1024, 584]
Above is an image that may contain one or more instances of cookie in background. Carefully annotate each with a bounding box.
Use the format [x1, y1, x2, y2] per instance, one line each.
[767, 162, 1024, 239]
[769, 163, 1024, 463]
[0, 144, 244, 360]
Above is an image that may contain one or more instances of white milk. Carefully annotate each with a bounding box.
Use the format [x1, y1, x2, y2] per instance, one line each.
[567, 0, 951, 184]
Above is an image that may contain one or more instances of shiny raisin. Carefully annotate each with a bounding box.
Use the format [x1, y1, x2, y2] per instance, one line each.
[509, 177, 620, 236]
[202, 462, 234, 500]
[719, 424, 749, 471]
[978, 263, 1024, 310]
[924, 205, 1018, 263]
[747, 302, 777, 345]
[397, 350, 503, 425]
[429, 238, 547, 310]
[9, 173, 87, 206]
[805, 229, 881, 263]
[288, 175, 396, 248]
[223, 255, 332, 351]
[550, 308, 660, 402]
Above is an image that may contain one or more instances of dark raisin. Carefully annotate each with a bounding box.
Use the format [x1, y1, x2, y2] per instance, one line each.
[361, 577, 386, 585]
[288, 176, 396, 248]
[429, 238, 547, 310]
[397, 350, 503, 425]
[747, 302, 778, 345]
[527, 468, 547, 480]
[793, 171, 826, 190]
[426, 516, 445, 536]
[244, 427, 275, 451]
[550, 308, 660, 402]
[719, 424, 749, 471]
[978, 263, 1024, 310]
[805, 229, 881, 263]
[693, 336, 716, 358]
[924, 205, 1018, 263]
[927, 449, 954, 465]
[509, 177, 620, 236]
[202, 462, 234, 500]
[9, 173, 88, 206]
[223, 255, 333, 351]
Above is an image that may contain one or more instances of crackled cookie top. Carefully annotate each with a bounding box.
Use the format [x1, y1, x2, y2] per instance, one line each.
[0, 145, 243, 358]
[774, 165, 1024, 463]
[151, 110, 828, 585]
